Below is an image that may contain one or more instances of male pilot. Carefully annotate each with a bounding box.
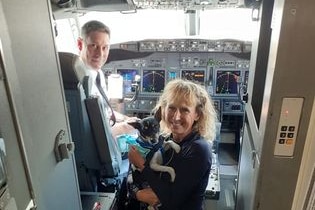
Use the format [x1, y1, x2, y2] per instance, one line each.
[77, 20, 136, 138]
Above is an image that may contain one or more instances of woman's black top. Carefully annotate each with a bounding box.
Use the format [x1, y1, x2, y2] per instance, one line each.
[141, 131, 212, 210]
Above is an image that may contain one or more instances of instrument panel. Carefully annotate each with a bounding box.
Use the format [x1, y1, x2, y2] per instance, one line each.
[104, 39, 250, 118]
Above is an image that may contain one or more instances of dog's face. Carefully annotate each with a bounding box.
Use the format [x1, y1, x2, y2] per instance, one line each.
[128, 116, 160, 143]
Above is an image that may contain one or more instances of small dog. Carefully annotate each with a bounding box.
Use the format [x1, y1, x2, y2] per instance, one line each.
[128, 116, 180, 182]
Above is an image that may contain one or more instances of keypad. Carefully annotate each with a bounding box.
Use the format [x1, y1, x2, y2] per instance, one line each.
[278, 125, 295, 145]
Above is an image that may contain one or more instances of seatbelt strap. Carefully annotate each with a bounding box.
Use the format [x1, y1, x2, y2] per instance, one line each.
[96, 71, 116, 126]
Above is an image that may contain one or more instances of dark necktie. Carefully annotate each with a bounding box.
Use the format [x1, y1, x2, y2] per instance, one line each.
[96, 71, 101, 87]
[95, 71, 116, 126]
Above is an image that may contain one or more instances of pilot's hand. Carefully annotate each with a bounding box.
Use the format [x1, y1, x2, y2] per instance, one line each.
[114, 111, 140, 123]
[111, 122, 137, 139]
[125, 116, 141, 123]
[128, 146, 145, 171]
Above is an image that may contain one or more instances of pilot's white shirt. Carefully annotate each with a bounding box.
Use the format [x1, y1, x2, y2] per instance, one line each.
[83, 64, 112, 119]
[85, 67, 109, 99]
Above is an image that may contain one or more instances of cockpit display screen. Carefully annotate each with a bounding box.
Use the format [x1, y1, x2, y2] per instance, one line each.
[181, 70, 205, 84]
[117, 69, 138, 94]
[215, 70, 241, 95]
[142, 69, 165, 93]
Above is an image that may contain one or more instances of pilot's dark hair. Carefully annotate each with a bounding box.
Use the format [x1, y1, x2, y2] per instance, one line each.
[80, 20, 111, 40]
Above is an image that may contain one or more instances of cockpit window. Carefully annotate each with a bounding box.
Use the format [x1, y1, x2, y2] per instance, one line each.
[55, 8, 255, 52]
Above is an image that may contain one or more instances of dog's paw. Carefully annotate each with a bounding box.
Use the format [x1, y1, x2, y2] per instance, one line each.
[173, 144, 181, 153]
[127, 173, 133, 184]
[169, 169, 176, 182]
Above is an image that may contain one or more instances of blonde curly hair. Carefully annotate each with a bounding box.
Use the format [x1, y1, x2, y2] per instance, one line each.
[154, 79, 217, 141]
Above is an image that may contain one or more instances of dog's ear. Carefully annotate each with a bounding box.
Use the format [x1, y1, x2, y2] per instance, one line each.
[127, 119, 141, 130]
[154, 106, 162, 122]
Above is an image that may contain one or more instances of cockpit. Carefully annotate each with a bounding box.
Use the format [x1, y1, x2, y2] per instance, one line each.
[1, 0, 314, 209]
[52, 0, 258, 209]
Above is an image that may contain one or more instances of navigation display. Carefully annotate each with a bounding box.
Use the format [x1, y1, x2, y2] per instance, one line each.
[142, 69, 165, 93]
[215, 70, 241, 95]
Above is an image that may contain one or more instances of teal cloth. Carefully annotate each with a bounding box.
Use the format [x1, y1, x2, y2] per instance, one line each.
[117, 134, 151, 158]
[126, 138, 151, 158]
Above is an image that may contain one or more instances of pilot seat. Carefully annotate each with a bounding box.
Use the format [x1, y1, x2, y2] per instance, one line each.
[58, 52, 122, 192]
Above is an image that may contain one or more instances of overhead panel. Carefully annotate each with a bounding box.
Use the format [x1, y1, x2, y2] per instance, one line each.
[133, 0, 245, 10]
[76, 0, 246, 12]
[52, 0, 252, 19]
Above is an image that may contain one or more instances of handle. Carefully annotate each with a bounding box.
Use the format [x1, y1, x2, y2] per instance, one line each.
[54, 129, 75, 162]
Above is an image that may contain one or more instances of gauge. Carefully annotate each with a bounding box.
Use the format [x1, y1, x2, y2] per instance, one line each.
[215, 70, 241, 95]
[142, 69, 165, 93]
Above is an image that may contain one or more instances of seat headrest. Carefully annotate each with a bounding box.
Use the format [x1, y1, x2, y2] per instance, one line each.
[59, 52, 86, 90]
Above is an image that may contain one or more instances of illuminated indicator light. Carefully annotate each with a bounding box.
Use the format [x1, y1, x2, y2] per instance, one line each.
[286, 139, 294, 145]
[285, 110, 289, 114]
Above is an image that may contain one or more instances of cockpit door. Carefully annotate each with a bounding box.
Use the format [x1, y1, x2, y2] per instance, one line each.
[0, 0, 81, 209]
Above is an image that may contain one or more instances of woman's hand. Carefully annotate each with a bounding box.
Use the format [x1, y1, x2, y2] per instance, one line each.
[128, 146, 145, 171]
[136, 188, 160, 206]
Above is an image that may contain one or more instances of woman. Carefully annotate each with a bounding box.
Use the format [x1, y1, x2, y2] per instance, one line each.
[128, 79, 217, 210]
